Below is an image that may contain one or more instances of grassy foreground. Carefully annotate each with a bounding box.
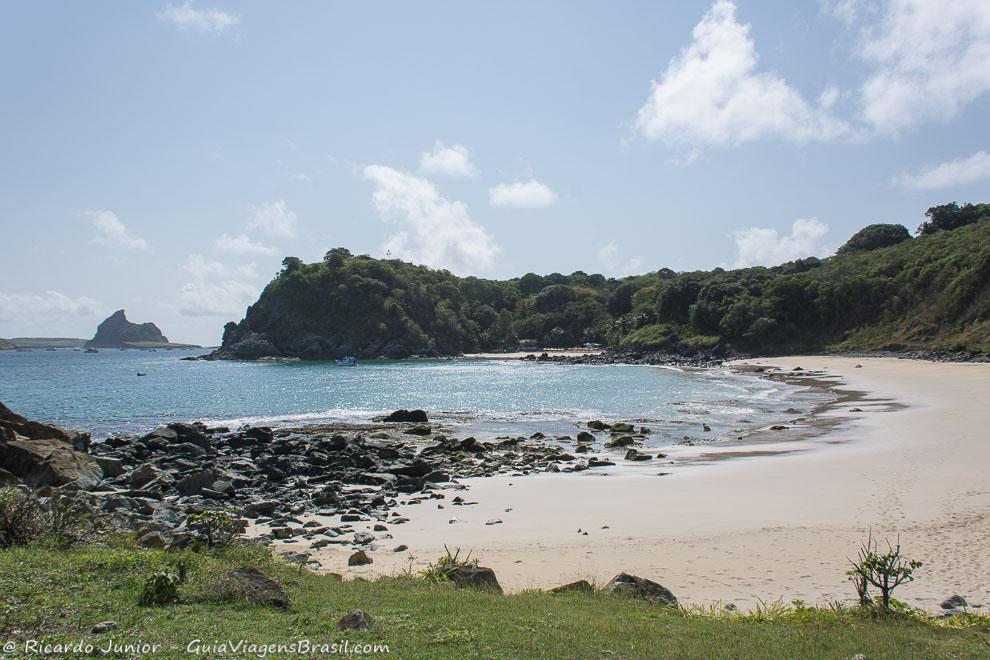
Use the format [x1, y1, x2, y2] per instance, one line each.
[1, 539, 988, 659]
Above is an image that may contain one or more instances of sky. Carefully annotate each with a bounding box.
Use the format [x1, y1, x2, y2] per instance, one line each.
[1, 0, 988, 345]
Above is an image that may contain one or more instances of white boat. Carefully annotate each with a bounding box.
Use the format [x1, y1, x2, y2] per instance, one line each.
[337, 356, 357, 366]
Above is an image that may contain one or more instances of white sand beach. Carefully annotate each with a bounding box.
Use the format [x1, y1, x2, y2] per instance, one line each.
[296, 357, 990, 610]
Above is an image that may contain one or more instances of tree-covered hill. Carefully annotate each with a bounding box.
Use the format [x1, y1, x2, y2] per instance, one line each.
[212, 203, 990, 360]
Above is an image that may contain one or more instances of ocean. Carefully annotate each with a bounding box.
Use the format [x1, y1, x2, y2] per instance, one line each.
[0, 348, 829, 444]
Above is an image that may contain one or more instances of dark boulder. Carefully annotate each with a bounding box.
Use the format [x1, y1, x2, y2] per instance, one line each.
[175, 469, 217, 496]
[606, 573, 677, 606]
[446, 566, 502, 593]
[382, 409, 429, 423]
[337, 609, 373, 630]
[624, 449, 652, 461]
[228, 567, 289, 608]
[941, 595, 968, 610]
[550, 580, 594, 594]
[348, 550, 373, 566]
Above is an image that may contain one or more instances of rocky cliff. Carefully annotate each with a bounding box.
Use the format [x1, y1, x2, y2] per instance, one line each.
[86, 310, 168, 348]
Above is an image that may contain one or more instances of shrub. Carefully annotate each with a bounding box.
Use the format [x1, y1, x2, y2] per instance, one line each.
[187, 510, 240, 549]
[0, 486, 45, 548]
[0, 487, 97, 548]
[139, 570, 181, 606]
[847, 532, 922, 611]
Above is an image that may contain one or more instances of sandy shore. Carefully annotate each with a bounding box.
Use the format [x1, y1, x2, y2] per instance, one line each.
[285, 357, 990, 610]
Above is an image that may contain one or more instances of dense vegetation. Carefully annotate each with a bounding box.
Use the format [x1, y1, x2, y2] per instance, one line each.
[2, 539, 988, 658]
[215, 203, 990, 360]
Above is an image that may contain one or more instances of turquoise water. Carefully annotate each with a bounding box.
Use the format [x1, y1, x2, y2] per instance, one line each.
[0, 348, 826, 442]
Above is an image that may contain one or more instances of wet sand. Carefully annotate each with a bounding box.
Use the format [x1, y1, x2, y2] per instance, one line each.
[280, 357, 990, 611]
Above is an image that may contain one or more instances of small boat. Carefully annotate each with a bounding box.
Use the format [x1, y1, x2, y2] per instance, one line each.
[84, 347, 99, 353]
[137, 372, 147, 376]
[336, 356, 357, 366]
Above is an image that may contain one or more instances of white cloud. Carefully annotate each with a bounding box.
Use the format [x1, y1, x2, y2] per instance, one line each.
[488, 180, 559, 209]
[82, 210, 150, 251]
[156, 1, 239, 35]
[181, 254, 226, 279]
[822, 0, 872, 26]
[596, 242, 647, 277]
[363, 165, 499, 274]
[894, 150, 990, 190]
[419, 142, 479, 178]
[178, 254, 261, 317]
[247, 199, 298, 238]
[733, 218, 831, 267]
[856, 0, 990, 135]
[0, 291, 103, 325]
[213, 232, 275, 256]
[634, 0, 848, 147]
[179, 280, 259, 317]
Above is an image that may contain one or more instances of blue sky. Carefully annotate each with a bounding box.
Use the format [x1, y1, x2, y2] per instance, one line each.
[1, 0, 988, 344]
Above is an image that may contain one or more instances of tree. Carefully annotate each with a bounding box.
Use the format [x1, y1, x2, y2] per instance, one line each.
[917, 202, 990, 235]
[838, 224, 911, 255]
[281, 256, 303, 274]
[323, 247, 352, 268]
[607, 282, 636, 316]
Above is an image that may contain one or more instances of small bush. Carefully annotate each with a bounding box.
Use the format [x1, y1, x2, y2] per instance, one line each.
[848, 532, 922, 612]
[0, 486, 45, 547]
[187, 510, 240, 549]
[0, 487, 97, 548]
[139, 570, 181, 606]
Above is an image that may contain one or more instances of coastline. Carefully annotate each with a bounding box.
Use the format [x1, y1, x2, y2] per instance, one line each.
[287, 356, 990, 611]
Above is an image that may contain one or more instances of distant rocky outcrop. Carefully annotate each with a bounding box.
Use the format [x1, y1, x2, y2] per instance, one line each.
[0, 338, 14, 350]
[86, 310, 168, 348]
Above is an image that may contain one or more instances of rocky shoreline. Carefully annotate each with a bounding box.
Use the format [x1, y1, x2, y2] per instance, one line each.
[1, 402, 677, 556]
[192, 344, 990, 368]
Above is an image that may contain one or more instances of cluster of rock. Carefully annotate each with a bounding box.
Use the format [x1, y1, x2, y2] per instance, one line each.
[522, 347, 734, 369]
[2, 401, 663, 552]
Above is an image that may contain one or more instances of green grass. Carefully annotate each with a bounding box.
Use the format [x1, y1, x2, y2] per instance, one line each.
[1, 539, 989, 658]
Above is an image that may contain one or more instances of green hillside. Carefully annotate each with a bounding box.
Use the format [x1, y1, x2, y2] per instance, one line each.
[213, 203, 990, 360]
